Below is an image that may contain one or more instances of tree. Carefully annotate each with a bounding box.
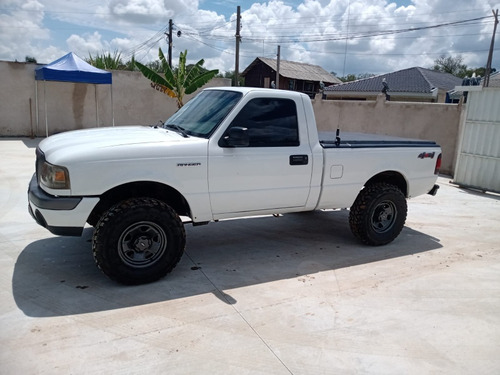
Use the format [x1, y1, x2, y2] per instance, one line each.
[135, 48, 219, 108]
[146, 60, 164, 73]
[124, 55, 137, 71]
[25, 56, 37, 63]
[336, 73, 375, 82]
[86, 51, 125, 70]
[432, 55, 468, 77]
[216, 70, 244, 86]
[464, 66, 496, 78]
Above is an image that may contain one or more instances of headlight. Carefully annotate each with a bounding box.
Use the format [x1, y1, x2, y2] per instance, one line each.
[40, 161, 70, 189]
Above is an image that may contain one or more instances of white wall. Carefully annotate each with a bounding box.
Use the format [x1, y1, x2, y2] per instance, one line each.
[0, 61, 230, 137]
[313, 94, 462, 175]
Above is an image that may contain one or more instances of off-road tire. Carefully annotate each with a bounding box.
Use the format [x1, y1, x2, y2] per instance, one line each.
[349, 183, 407, 246]
[92, 198, 186, 285]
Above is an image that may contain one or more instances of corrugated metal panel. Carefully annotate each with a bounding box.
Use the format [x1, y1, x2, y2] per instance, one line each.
[453, 88, 500, 193]
[466, 89, 500, 122]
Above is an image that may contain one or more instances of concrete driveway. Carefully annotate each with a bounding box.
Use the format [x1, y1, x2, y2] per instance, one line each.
[1, 138, 499, 374]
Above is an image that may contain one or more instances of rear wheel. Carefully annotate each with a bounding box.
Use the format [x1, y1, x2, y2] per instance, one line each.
[349, 183, 407, 246]
[92, 198, 185, 285]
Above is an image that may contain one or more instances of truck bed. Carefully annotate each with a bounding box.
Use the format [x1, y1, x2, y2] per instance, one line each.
[319, 131, 439, 148]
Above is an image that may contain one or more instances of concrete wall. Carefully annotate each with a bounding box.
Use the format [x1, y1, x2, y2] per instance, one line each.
[0, 62, 38, 137]
[0, 61, 230, 137]
[1, 61, 460, 174]
[313, 94, 462, 175]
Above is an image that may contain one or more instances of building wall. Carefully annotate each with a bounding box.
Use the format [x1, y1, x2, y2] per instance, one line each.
[312, 94, 462, 175]
[244, 62, 318, 94]
[0, 61, 230, 137]
[244, 62, 275, 88]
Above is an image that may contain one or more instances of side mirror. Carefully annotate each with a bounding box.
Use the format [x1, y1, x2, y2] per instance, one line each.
[221, 126, 249, 147]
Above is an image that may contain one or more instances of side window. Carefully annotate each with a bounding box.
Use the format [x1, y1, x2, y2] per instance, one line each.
[226, 98, 299, 147]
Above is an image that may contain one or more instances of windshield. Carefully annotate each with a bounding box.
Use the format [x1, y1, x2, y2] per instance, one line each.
[164, 90, 243, 138]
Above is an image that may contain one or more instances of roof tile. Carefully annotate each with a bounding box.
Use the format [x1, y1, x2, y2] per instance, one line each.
[325, 67, 462, 94]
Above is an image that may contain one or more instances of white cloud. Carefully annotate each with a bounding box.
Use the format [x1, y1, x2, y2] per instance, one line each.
[66, 32, 107, 56]
[1, 0, 499, 75]
[0, 0, 50, 61]
[96, 0, 198, 25]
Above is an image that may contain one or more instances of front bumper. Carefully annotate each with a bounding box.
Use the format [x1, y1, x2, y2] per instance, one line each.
[28, 174, 99, 236]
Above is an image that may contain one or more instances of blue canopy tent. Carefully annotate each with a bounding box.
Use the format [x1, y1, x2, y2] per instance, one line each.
[35, 52, 114, 136]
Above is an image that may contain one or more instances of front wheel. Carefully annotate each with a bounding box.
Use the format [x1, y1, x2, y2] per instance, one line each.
[92, 198, 186, 285]
[349, 183, 407, 246]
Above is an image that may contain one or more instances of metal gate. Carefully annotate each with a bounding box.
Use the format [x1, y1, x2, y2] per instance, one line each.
[453, 88, 500, 193]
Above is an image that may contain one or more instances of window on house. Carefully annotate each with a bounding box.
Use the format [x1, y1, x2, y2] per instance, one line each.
[225, 98, 299, 147]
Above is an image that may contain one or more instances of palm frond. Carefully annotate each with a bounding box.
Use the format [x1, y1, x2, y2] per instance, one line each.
[136, 48, 218, 107]
[185, 69, 219, 95]
[135, 61, 173, 90]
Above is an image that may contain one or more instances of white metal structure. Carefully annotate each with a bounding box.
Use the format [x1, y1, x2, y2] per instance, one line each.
[454, 88, 500, 193]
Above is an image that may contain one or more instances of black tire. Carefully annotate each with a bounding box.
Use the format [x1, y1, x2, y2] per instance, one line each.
[349, 183, 407, 246]
[92, 198, 186, 285]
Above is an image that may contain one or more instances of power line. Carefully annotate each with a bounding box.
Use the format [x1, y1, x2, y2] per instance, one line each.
[241, 16, 493, 43]
[177, 15, 493, 45]
[286, 45, 498, 57]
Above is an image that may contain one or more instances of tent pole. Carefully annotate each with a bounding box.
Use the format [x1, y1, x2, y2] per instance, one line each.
[44, 80, 48, 137]
[95, 84, 99, 127]
[35, 80, 39, 137]
[111, 84, 115, 126]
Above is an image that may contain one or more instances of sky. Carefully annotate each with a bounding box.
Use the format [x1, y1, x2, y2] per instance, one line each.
[0, 0, 499, 77]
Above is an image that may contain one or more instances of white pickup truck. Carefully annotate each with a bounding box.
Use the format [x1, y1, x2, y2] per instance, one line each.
[28, 87, 441, 284]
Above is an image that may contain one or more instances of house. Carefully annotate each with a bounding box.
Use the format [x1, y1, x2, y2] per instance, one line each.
[323, 67, 463, 103]
[241, 57, 341, 98]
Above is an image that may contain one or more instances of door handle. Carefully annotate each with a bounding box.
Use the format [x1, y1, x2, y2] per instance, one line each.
[289, 154, 308, 165]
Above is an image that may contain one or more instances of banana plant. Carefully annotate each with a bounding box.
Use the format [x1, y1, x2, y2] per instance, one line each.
[135, 49, 219, 108]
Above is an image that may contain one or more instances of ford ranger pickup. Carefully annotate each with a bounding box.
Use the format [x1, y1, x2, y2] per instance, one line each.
[28, 87, 441, 284]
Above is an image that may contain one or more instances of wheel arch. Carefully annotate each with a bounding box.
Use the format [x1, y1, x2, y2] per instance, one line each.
[365, 171, 408, 197]
[88, 181, 191, 226]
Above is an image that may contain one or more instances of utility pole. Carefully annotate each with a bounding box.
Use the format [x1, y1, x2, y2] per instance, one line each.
[168, 19, 173, 68]
[235, 6, 241, 86]
[276, 45, 281, 89]
[484, 9, 499, 87]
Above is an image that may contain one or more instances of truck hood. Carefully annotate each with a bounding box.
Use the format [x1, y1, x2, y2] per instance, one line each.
[39, 126, 207, 165]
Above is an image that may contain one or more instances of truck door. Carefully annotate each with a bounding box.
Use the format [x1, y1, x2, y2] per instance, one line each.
[208, 97, 313, 216]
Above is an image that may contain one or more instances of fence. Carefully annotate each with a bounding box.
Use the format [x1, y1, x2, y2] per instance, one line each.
[453, 87, 500, 193]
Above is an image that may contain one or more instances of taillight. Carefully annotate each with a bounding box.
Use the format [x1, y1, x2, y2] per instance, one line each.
[434, 153, 442, 175]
